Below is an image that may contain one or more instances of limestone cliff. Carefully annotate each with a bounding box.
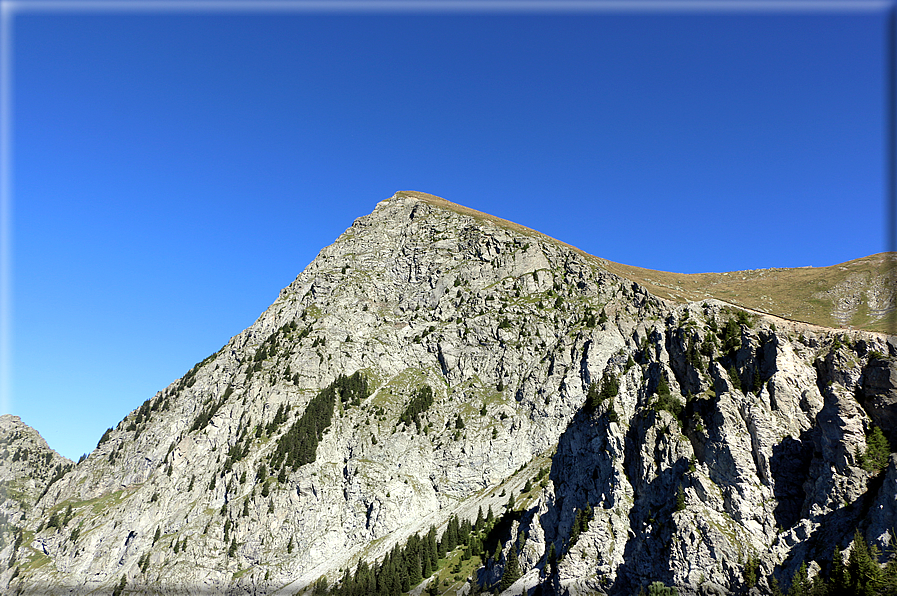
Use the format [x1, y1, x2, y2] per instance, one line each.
[1, 191, 895, 596]
[0, 416, 73, 548]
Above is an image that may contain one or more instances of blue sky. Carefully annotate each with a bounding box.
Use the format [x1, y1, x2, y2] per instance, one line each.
[3, 1, 893, 460]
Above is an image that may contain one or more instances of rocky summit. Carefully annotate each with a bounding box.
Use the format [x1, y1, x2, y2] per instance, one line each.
[1, 191, 896, 596]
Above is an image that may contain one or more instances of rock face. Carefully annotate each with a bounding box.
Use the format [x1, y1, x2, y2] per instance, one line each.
[0, 416, 73, 540]
[1, 191, 895, 596]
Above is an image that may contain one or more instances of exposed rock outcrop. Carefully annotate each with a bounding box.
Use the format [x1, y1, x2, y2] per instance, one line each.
[1, 192, 894, 596]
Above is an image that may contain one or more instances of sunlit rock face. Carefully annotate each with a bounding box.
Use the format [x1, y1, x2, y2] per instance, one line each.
[2, 191, 895, 596]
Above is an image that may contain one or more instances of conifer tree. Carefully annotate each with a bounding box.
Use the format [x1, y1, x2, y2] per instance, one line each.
[391, 559, 403, 595]
[586, 382, 601, 411]
[570, 509, 582, 546]
[460, 518, 472, 546]
[786, 561, 810, 596]
[722, 318, 741, 354]
[409, 549, 422, 585]
[830, 545, 850, 594]
[656, 375, 671, 398]
[436, 531, 446, 560]
[860, 426, 891, 473]
[601, 371, 620, 400]
[848, 530, 883, 596]
[728, 365, 743, 392]
[500, 546, 522, 591]
[421, 539, 432, 578]
[400, 556, 411, 592]
[647, 581, 678, 596]
[111, 575, 127, 596]
[427, 526, 438, 568]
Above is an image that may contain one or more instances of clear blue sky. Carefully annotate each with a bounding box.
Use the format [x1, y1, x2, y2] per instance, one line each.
[3, 1, 892, 460]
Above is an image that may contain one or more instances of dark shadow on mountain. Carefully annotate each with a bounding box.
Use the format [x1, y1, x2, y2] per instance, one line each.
[522, 403, 620, 595]
[605, 408, 691, 596]
[770, 464, 890, 591]
[475, 505, 525, 593]
[769, 429, 814, 530]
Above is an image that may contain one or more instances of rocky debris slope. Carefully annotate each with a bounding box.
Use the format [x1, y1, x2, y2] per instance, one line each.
[1, 191, 895, 596]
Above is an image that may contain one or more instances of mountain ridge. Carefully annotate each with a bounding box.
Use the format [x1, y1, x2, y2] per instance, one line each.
[1, 191, 895, 596]
[396, 190, 896, 334]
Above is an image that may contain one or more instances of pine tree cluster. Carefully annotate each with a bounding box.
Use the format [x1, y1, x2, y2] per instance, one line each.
[220, 414, 255, 476]
[685, 332, 704, 372]
[269, 372, 368, 474]
[499, 545, 521, 591]
[720, 318, 743, 356]
[583, 307, 607, 328]
[97, 427, 114, 447]
[125, 391, 166, 435]
[38, 462, 74, 501]
[178, 351, 215, 390]
[265, 403, 291, 435]
[328, 508, 504, 595]
[398, 385, 434, 430]
[329, 528, 437, 596]
[567, 505, 594, 552]
[857, 426, 891, 473]
[778, 530, 897, 596]
[190, 385, 233, 433]
[586, 371, 620, 412]
[653, 373, 683, 425]
[257, 321, 300, 362]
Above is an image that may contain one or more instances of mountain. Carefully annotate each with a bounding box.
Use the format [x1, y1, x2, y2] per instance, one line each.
[600, 253, 897, 334]
[1, 191, 896, 596]
[0, 416, 74, 538]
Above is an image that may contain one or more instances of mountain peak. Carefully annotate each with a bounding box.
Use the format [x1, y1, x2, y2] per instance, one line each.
[2, 194, 895, 596]
[379, 192, 896, 333]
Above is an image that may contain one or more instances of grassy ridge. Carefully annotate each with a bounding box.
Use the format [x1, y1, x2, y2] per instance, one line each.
[398, 192, 895, 334]
[600, 253, 896, 334]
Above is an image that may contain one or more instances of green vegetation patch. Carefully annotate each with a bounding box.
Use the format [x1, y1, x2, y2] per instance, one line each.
[303, 305, 323, 320]
[857, 425, 891, 473]
[269, 372, 369, 473]
[20, 552, 51, 572]
[191, 385, 233, 433]
[399, 385, 435, 431]
[326, 508, 507, 596]
[90, 488, 131, 514]
[652, 375, 684, 427]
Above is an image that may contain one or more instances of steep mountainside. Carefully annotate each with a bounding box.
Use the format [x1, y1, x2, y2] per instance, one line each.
[0, 416, 74, 553]
[1, 191, 895, 596]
